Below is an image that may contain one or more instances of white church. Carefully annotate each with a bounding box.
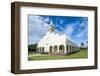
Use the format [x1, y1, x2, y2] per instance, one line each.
[37, 21, 79, 55]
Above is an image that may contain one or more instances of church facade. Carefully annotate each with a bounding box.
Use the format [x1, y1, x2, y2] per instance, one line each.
[37, 21, 79, 54]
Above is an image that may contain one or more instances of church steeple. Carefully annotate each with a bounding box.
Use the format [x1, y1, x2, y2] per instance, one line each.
[48, 20, 55, 33]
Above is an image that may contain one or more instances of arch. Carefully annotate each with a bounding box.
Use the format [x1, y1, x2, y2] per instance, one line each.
[66, 45, 69, 51]
[54, 45, 58, 53]
[42, 47, 44, 53]
[66, 45, 69, 53]
[49, 46, 53, 53]
[59, 45, 64, 53]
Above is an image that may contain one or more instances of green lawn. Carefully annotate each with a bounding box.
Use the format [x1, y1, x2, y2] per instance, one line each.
[28, 50, 88, 61]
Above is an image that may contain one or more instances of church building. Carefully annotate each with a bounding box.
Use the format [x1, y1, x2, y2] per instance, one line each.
[37, 21, 79, 54]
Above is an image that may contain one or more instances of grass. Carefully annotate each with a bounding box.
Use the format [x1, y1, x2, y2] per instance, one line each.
[28, 51, 36, 55]
[28, 49, 88, 61]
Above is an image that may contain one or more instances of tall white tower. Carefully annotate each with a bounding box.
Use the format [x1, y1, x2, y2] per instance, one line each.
[48, 20, 55, 33]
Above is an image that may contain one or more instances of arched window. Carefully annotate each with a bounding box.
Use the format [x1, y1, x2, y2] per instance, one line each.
[59, 45, 64, 53]
[59, 45, 62, 50]
[66, 45, 69, 53]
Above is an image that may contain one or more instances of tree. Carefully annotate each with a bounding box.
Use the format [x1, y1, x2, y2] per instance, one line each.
[81, 42, 84, 47]
[28, 43, 37, 52]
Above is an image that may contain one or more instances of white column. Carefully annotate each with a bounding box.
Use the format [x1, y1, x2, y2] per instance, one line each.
[58, 45, 59, 53]
[38, 47, 40, 53]
[47, 46, 49, 53]
[46, 43, 49, 53]
[66, 45, 68, 53]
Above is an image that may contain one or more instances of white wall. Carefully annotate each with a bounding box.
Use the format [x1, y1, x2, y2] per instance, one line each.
[0, 0, 100, 76]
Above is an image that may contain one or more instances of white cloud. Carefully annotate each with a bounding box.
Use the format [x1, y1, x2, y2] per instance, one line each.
[29, 15, 50, 44]
[64, 24, 74, 39]
[76, 29, 87, 38]
[76, 19, 88, 38]
[63, 24, 76, 42]
[79, 18, 88, 28]
[63, 21, 80, 37]
[63, 20, 88, 46]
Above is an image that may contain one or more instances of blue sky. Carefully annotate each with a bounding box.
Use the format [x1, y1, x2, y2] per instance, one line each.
[28, 15, 88, 46]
